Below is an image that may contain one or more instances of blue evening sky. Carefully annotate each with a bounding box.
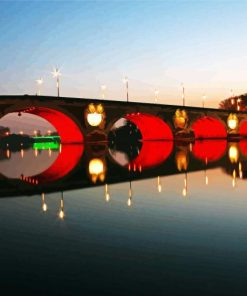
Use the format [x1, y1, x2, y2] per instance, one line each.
[1, 0, 247, 107]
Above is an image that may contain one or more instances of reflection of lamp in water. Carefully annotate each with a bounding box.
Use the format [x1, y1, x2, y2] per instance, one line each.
[86, 103, 104, 127]
[176, 150, 188, 171]
[227, 113, 238, 130]
[58, 192, 65, 219]
[20, 149, 24, 158]
[105, 184, 110, 202]
[6, 149, 10, 159]
[232, 169, 236, 188]
[157, 176, 162, 193]
[204, 170, 209, 185]
[228, 144, 239, 163]
[239, 162, 243, 179]
[89, 158, 105, 183]
[34, 149, 38, 157]
[182, 172, 188, 197]
[41, 192, 47, 212]
[127, 181, 132, 207]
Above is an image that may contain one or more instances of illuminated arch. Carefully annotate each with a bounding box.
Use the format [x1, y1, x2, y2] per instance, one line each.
[19, 107, 83, 144]
[239, 120, 247, 137]
[125, 113, 173, 141]
[21, 144, 84, 184]
[192, 116, 227, 139]
[192, 140, 226, 162]
[128, 141, 173, 171]
[239, 140, 247, 156]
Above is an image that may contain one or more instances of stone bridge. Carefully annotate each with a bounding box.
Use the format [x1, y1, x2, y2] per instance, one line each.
[0, 95, 247, 143]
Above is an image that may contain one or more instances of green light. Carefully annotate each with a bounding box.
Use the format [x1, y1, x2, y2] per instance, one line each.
[33, 142, 60, 150]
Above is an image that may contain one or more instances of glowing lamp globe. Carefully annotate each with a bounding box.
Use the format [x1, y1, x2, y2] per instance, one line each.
[87, 112, 103, 127]
[227, 114, 238, 130]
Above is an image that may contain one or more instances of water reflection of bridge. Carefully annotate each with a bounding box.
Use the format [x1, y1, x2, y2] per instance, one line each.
[0, 140, 246, 197]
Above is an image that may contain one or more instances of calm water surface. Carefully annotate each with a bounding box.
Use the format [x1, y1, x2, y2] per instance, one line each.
[0, 142, 247, 295]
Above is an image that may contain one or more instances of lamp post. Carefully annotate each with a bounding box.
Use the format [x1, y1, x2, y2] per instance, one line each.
[123, 76, 129, 102]
[36, 78, 43, 96]
[154, 89, 159, 104]
[202, 94, 206, 108]
[181, 83, 185, 106]
[101, 85, 106, 99]
[52, 67, 61, 97]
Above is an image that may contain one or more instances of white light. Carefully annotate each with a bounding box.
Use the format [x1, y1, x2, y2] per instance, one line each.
[36, 78, 43, 85]
[52, 67, 61, 78]
[123, 76, 128, 84]
[228, 119, 237, 130]
[87, 112, 103, 127]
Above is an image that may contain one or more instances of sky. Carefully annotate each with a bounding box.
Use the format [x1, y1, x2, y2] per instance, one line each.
[1, 0, 247, 109]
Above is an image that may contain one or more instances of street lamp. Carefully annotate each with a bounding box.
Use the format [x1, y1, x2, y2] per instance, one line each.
[154, 89, 159, 103]
[181, 83, 185, 106]
[202, 94, 206, 108]
[101, 85, 106, 99]
[123, 76, 129, 102]
[52, 67, 61, 97]
[36, 78, 43, 96]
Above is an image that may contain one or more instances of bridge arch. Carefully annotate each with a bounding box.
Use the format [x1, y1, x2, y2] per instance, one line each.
[239, 120, 247, 137]
[191, 116, 227, 139]
[5, 107, 84, 144]
[124, 113, 173, 141]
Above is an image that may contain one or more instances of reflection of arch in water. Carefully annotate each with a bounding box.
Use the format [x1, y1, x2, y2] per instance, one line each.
[239, 120, 247, 137]
[14, 107, 83, 144]
[239, 140, 247, 156]
[125, 113, 173, 140]
[192, 117, 227, 139]
[128, 141, 174, 171]
[192, 140, 227, 162]
[21, 145, 84, 184]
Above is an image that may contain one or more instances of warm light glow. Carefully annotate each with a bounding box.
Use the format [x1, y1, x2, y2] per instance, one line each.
[239, 162, 243, 179]
[182, 188, 187, 197]
[232, 169, 236, 188]
[42, 203, 47, 212]
[20, 149, 24, 158]
[205, 175, 209, 185]
[59, 210, 65, 219]
[36, 78, 43, 85]
[227, 114, 238, 130]
[89, 158, 105, 183]
[89, 159, 104, 175]
[176, 150, 188, 171]
[87, 112, 103, 127]
[105, 184, 110, 202]
[157, 176, 162, 193]
[127, 197, 132, 207]
[229, 145, 239, 163]
[173, 109, 188, 129]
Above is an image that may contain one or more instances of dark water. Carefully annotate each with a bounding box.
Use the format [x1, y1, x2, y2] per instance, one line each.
[1, 141, 247, 295]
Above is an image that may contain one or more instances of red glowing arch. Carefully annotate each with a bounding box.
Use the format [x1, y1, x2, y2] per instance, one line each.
[239, 120, 247, 137]
[192, 116, 227, 139]
[125, 113, 173, 141]
[21, 144, 84, 184]
[128, 141, 173, 171]
[192, 140, 226, 162]
[239, 140, 247, 156]
[22, 107, 83, 144]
